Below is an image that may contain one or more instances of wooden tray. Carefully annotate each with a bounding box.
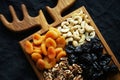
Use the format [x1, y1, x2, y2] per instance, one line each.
[0, 0, 120, 80]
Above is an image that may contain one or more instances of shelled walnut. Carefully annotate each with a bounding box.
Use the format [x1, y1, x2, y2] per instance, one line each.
[43, 57, 83, 80]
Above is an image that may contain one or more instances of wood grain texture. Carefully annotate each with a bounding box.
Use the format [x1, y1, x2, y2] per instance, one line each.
[0, 0, 120, 80]
[0, 4, 49, 32]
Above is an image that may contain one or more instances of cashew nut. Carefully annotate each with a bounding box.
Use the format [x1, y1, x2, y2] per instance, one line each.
[66, 32, 73, 37]
[78, 26, 85, 34]
[62, 34, 67, 38]
[63, 25, 69, 29]
[79, 34, 85, 43]
[79, 41, 85, 46]
[61, 21, 69, 26]
[85, 31, 95, 41]
[84, 25, 94, 32]
[57, 26, 62, 31]
[73, 40, 79, 47]
[85, 32, 91, 41]
[66, 37, 73, 44]
[73, 16, 82, 24]
[60, 28, 70, 33]
[89, 31, 95, 38]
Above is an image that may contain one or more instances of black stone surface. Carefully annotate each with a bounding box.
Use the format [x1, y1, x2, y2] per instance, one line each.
[0, 0, 120, 80]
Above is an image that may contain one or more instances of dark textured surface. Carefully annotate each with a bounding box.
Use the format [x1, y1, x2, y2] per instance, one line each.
[0, 0, 120, 80]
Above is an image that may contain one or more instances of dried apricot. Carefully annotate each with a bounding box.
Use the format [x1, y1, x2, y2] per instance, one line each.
[36, 59, 45, 70]
[45, 30, 58, 39]
[31, 53, 42, 62]
[41, 43, 47, 55]
[56, 36, 66, 48]
[49, 27, 61, 37]
[55, 48, 63, 55]
[33, 34, 45, 45]
[44, 57, 56, 69]
[56, 51, 66, 61]
[24, 40, 33, 54]
[48, 47, 56, 59]
[33, 46, 42, 54]
[45, 38, 56, 48]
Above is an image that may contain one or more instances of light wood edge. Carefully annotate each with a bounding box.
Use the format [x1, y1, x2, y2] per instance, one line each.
[19, 6, 120, 80]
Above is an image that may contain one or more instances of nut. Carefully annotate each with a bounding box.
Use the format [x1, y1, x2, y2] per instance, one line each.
[79, 34, 85, 43]
[66, 37, 73, 44]
[73, 40, 79, 47]
[66, 32, 73, 37]
[61, 21, 69, 26]
[84, 24, 94, 32]
[60, 28, 70, 33]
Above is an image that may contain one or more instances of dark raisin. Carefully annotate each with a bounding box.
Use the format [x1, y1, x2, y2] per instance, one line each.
[74, 46, 82, 54]
[92, 61, 102, 71]
[99, 54, 111, 66]
[91, 53, 98, 61]
[91, 37, 100, 43]
[81, 43, 92, 53]
[68, 54, 78, 65]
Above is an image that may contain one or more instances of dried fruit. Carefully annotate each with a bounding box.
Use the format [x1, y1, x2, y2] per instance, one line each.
[24, 41, 33, 54]
[41, 43, 47, 56]
[56, 36, 66, 48]
[49, 27, 61, 37]
[55, 47, 63, 55]
[45, 38, 56, 48]
[48, 47, 56, 59]
[56, 51, 66, 61]
[31, 53, 42, 62]
[45, 30, 58, 39]
[36, 59, 45, 70]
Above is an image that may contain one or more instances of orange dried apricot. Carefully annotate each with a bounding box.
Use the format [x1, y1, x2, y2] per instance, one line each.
[49, 27, 61, 37]
[41, 43, 47, 56]
[45, 30, 58, 39]
[48, 47, 56, 59]
[36, 59, 45, 70]
[56, 51, 66, 61]
[44, 57, 56, 69]
[31, 53, 42, 62]
[55, 47, 63, 55]
[33, 46, 42, 54]
[24, 40, 33, 54]
[33, 34, 45, 45]
[45, 38, 56, 48]
[56, 36, 66, 48]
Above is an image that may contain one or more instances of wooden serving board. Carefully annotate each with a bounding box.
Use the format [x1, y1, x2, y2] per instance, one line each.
[0, 0, 120, 80]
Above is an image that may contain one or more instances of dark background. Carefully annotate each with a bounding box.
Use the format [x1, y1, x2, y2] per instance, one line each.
[0, 0, 120, 80]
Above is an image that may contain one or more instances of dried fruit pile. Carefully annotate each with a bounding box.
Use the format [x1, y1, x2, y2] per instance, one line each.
[24, 27, 66, 69]
[65, 37, 119, 80]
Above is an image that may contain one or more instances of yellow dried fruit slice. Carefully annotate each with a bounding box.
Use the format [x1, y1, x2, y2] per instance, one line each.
[45, 38, 56, 48]
[45, 30, 58, 39]
[49, 27, 61, 37]
[48, 47, 56, 59]
[33, 34, 45, 45]
[36, 59, 45, 70]
[44, 57, 56, 69]
[41, 43, 47, 56]
[31, 53, 42, 62]
[33, 46, 42, 54]
[55, 47, 63, 55]
[24, 40, 33, 54]
[56, 36, 66, 48]
[56, 51, 66, 61]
